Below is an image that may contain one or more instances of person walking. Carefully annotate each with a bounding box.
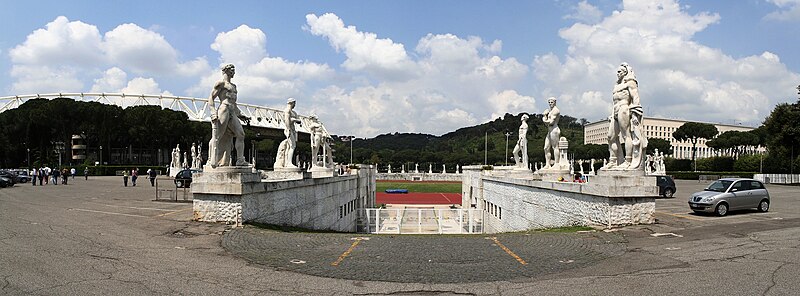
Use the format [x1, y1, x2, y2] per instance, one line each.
[62, 168, 69, 185]
[38, 167, 44, 186]
[84, 167, 89, 180]
[148, 168, 157, 186]
[31, 168, 37, 186]
[70, 168, 76, 180]
[123, 169, 129, 187]
[131, 168, 138, 186]
[52, 168, 60, 185]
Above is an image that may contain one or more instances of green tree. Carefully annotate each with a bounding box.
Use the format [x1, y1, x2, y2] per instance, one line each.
[706, 130, 760, 159]
[762, 93, 800, 173]
[646, 138, 673, 156]
[673, 122, 718, 171]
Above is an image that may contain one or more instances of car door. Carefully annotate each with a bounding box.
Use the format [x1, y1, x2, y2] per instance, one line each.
[727, 181, 747, 210]
[746, 181, 767, 208]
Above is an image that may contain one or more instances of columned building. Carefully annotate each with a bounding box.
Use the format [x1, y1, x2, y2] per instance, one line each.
[584, 117, 763, 159]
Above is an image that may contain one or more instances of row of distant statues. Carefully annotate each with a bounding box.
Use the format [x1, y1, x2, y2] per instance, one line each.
[170, 143, 203, 170]
[384, 164, 461, 174]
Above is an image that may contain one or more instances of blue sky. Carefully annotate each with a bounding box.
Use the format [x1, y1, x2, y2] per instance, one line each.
[1, 0, 799, 137]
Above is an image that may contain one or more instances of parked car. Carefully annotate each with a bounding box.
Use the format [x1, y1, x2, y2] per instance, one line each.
[174, 169, 201, 188]
[656, 175, 676, 198]
[688, 178, 770, 216]
[12, 170, 29, 183]
[0, 176, 13, 188]
[0, 171, 17, 186]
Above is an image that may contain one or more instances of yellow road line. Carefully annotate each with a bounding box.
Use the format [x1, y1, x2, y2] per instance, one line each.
[490, 237, 527, 265]
[331, 238, 362, 266]
[656, 211, 704, 221]
[155, 208, 192, 217]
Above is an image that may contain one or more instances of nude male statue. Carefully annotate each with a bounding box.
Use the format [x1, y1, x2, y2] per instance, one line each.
[206, 64, 250, 168]
[543, 97, 561, 168]
[605, 62, 647, 170]
[309, 115, 325, 167]
[512, 114, 529, 168]
[274, 98, 301, 169]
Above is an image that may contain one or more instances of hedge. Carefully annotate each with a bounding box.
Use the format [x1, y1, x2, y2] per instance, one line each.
[667, 171, 756, 180]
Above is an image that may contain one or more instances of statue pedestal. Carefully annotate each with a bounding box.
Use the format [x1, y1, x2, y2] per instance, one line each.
[589, 169, 658, 196]
[169, 166, 182, 177]
[262, 167, 308, 180]
[493, 165, 535, 179]
[192, 166, 263, 195]
[308, 166, 335, 178]
[534, 169, 572, 182]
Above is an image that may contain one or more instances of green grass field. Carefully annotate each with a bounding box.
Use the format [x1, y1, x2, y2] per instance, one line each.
[376, 181, 462, 193]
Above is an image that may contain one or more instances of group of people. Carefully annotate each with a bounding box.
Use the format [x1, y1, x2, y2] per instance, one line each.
[122, 168, 159, 187]
[30, 167, 88, 186]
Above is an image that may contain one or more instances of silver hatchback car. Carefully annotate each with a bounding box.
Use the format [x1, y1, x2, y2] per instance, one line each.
[688, 178, 770, 216]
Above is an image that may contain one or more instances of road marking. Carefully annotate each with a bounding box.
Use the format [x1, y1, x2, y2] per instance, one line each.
[489, 237, 527, 265]
[656, 211, 704, 221]
[102, 204, 178, 212]
[331, 238, 363, 266]
[155, 208, 192, 217]
[69, 208, 148, 218]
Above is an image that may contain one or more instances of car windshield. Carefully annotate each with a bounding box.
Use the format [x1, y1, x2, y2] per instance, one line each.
[705, 180, 733, 192]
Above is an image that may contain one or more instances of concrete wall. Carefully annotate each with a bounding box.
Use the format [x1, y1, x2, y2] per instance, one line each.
[193, 167, 376, 232]
[462, 167, 655, 233]
[377, 173, 462, 182]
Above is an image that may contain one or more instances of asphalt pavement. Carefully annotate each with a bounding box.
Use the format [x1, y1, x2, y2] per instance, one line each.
[1, 177, 799, 295]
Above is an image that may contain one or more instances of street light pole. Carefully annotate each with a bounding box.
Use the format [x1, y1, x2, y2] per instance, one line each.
[504, 132, 511, 166]
[27, 148, 30, 169]
[99, 146, 103, 166]
[350, 136, 353, 165]
[484, 132, 488, 165]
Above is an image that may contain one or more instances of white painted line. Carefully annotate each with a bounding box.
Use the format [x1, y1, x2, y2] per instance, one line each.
[102, 204, 180, 211]
[650, 233, 684, 238]
[69, 208, 148, 218]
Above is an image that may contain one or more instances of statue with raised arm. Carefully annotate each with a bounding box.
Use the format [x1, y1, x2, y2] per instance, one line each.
[542, 97, 561, 169]
[512, 114, 529, 169]
[274, 98, 301, 169]
[604, 62, 647, 170]
[206, 64, 250, 168]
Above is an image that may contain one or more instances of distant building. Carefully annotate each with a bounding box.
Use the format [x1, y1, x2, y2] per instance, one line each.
[584, 117, 763, 159]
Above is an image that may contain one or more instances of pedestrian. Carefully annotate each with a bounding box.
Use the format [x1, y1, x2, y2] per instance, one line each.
[52, 168, 60, 185]
[123, 169, 129, 187]
[44, 167, 50, 185]
[84, 167, 89, 180]
[131, 168, 138, 186]
[38, 168, 44, 186]
[62, 168, 69, 185]
[31, 168, 37, 186]
[148, 168, 157, 187]
[70, 167, 76, 180]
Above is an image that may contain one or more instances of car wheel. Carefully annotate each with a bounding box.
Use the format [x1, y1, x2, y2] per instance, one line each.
[175, 180, 184, 188]
[663, 188, 674, 198]
[758, 199, 770, 212]
[715, 203, 728, 217]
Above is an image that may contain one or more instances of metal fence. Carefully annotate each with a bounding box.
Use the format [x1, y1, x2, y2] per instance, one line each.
[753, 174, 800, 184]
[358, 208, 483, 234]
[153, 178, 192, 202]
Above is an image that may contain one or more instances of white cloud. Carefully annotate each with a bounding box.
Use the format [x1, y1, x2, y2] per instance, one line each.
[210, 25, 267, 67]
[488, 90, 536, 120]
[8, 16, 210, 96]
[765, 0, 800, 21]
[564, 0, 604, 24]
[10, 65, 83, 94]
[533, 0, 800, 126]
[90, 67, 127, 93]
[305, 13, 417, 80]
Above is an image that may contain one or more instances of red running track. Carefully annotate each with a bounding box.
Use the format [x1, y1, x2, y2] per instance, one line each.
[377, 192, 462, 205]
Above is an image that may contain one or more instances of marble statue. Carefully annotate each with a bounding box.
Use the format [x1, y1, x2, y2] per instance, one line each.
[401, 165, 405, 174]
[569, 158, 575, 175]
[415, 163, 419, 174]
[658, 152, 666, 174]
[442, 164, 446, 174]
[194, 143, 203, 169]
[429, 164, 433, 174]
[309, 115, 324, 167]
[206, 64, 250, 168]
[456, 164, 460, 174]
[603, 63, 647, 170]
[590, 159, 596, 175]
[274, 98, 302, 169]
[603, 158, 607, 167]
[578, 159, 584, 175]
[387, 164, 392, 173]
[543, 97, 561, 169]
[172, 145, 181, 168]
[645, 154, 653, 175]
[190, 143, 197, 168]
[512, 114, 529, 169]
[323, 136, 334, 168]
[182, 152, 188, 169]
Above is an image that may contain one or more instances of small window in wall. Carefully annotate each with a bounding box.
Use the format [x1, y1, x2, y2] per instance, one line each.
[339, 206, 343, 218]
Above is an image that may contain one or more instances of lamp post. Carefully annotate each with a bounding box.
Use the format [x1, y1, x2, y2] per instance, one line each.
[484, 131, 488, 165]
[504, 132, 511, 166]
[99, 146, 103, 165]
[26, 148, 30, 169]
[349, 136, 354, 165]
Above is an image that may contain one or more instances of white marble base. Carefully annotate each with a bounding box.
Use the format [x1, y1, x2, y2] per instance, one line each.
[260, 169, 308, 180]
[192, 166, 263, 195]
[534, 170, 572, 182]
[308, 166, 335, 178]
